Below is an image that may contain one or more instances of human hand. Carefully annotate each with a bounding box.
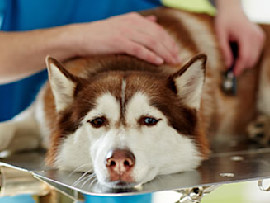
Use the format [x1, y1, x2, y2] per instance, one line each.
[67, 12, 180, 64]
[215, 1, 265, 76]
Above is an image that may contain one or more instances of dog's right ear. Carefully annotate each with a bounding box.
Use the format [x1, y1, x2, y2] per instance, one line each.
[46, 56, 79, 112]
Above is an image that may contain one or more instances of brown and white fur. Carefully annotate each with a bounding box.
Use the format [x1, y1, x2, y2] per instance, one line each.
[0, 8, 270, 188]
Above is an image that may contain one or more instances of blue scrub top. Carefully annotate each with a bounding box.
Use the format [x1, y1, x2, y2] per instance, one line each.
[0, 0, 162, 121]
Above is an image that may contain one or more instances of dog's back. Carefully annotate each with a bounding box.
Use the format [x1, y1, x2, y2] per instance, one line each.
[145, 8, 270, 144]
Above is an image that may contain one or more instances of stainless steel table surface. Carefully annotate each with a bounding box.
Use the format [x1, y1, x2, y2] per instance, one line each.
[0, 141, 270, 196]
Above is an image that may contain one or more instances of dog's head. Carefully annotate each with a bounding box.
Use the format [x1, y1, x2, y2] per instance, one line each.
[45, 54, 207, 188]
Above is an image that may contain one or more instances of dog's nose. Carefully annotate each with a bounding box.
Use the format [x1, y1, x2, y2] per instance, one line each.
[106, 148, 135, 182]
[106, 148, 135, 169]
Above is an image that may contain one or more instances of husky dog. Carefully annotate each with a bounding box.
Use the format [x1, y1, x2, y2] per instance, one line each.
[0, 8, 269, 188]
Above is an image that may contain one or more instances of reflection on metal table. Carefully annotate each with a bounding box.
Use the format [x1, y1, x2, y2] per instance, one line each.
[0, 141, 270, 198]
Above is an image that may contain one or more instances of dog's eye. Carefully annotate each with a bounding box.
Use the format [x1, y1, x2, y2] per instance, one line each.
[139, 116, 160, 126]
[87, 116, 107, 128]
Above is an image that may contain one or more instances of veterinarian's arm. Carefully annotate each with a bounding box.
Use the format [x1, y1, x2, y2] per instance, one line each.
[0, 12, 180, 83]
[215, 0, 265, 76]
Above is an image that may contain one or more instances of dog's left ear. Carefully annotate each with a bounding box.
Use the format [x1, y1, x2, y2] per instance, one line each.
[169, 54, 206, 110]
[46, 56, 79, 112]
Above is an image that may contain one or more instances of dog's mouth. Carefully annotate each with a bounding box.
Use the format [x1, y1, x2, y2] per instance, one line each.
[101, 180, 139, 189]
[91, 181, 141, 193]
[112, 180, 137, 188]
[94, 180, 142, 193]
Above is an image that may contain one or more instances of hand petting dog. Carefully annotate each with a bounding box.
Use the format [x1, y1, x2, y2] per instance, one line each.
[0, 12, 179, 83]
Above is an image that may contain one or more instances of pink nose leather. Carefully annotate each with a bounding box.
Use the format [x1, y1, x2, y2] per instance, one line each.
[106, 148, 135, 182]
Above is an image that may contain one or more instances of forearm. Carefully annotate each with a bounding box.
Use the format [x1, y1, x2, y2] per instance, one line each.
[0, 26, 76, 83]
[0, 12, 180, 84]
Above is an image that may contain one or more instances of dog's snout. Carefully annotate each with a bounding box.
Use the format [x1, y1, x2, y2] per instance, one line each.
[106, 148, 135, 182]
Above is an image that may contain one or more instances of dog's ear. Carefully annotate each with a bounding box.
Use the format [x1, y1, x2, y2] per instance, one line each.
[46, 56, 79, 112]
[169, 54, 206, 110]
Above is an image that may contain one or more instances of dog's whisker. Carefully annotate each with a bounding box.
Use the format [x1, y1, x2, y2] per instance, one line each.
[73, 169, 93, 186]
[78, 173, 96, 183]
[70, 171, 92, 185]
[87, 177, 98, 189]
[68, 163, 92, 178]
[81, 173, 97, 188]
[68, 169, 92, 181]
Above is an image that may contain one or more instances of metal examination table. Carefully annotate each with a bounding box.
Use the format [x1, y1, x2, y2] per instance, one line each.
[0, 140, 270, 202]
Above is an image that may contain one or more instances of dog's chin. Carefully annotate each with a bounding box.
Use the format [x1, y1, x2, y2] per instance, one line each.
[96, 179, 142, 192]
[92, 180, 141, 193]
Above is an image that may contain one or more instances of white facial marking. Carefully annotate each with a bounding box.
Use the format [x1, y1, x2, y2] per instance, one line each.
[56, 129, 92, 172]
[83, 93, 120, 126]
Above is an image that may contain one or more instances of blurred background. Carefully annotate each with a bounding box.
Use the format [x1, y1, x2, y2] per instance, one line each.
[243, 0, 270, 23]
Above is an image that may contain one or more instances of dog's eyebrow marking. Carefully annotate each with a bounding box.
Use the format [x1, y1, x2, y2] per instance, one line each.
[120, 78, 126, 122]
